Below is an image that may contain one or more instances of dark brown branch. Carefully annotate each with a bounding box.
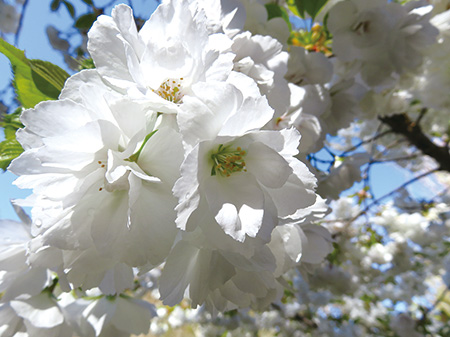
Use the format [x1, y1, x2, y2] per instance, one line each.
[417, 288, 449, 328]
[379, 113, 450, 172]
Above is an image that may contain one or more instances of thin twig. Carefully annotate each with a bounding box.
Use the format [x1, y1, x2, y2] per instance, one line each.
[350, 167, 439, 221]
[414, 108, 428, 126]
[320, 167, 440, 224]
[361, 123, 385, 210]
[417, 288, 449, 327]
[371, 154, 422, 163]
[323, 145, 338, 158]
[341, 129, 392, 156]
[14, 0, 29, 46]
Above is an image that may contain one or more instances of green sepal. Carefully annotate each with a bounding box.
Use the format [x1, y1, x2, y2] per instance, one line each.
[1, 108, 23, 140]
[126, 130, 158, 163]
[0, 138, 23, 171]
[79, 58, 95, 70]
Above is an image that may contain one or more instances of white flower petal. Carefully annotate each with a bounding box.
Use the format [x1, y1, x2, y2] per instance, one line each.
[83, 297, 116, 337]
[204, 173, 264, 241]
[11, 293, 64, 329]
[246, 141, 292, 189]
[111, 297, 155, 335]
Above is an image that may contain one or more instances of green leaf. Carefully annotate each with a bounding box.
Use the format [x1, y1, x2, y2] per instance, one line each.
[0, 39, 56, 108]
[50, 0, 61, 11]
[29, 59, 70, 99]
[304, 0, 329, 20]
[62, 0, 75, 18]
[0, 39, 69, 108]
[265, 3, 292, 30]
[293, 0, 306, 18]
[75, 13, 98, 30]
[287, 0, 302, 17]
[81, 0, 94, 5]
[289, 0, 329, 20]
[0, 139, 23, 171]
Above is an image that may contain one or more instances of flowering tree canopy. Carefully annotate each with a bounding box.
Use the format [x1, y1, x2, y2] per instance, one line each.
[0, 0, 449, 336]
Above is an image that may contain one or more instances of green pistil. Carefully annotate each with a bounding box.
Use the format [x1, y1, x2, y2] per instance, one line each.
[211, 144, 247, 177]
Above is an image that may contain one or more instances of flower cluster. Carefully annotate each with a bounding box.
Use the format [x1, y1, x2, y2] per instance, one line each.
[1, 0, 449, 335]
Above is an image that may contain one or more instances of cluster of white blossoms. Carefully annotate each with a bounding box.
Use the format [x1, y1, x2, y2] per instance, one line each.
[1, 0, 448, 335]
[1, 0, 335, 335]
[328, 0, 438, 87]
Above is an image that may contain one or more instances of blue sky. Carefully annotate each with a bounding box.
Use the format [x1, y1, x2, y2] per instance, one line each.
[0, 0, 441, 221]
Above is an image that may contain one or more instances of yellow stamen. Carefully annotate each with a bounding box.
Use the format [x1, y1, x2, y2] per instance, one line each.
[211, 144, 247, 177]
[152, 78, 184, 103]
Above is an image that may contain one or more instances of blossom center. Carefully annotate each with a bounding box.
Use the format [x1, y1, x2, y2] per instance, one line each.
[210, 144, 247, 177]
[289, 25, 332, 56]
[104, 171, 130, 192]
[352, 20, 371, 35]
[153, 78, 184, 103]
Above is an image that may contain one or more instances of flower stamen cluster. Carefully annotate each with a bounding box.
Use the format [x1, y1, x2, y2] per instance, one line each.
[289, 24, 332, 55]
[210, 144, 247, 177]
[153, 78, 184, 103]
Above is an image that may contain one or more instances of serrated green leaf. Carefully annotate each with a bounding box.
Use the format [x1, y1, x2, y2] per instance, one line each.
[0, 139, 23, 171]
[62, 0, 76, 18]
[0, 39, 56, 108]
[265, 3, 292, 31]
[75, 13, 98, 30]
[30, 59, 70, 99]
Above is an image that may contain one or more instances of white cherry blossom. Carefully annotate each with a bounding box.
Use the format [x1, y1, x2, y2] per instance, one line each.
[9, 71, 184, 273]
[328, 0, 438, 86]
[87, 1, 235, 114]
[174, 82, 318, 242]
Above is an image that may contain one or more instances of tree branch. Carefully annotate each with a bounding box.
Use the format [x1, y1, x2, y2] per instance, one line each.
[14, 0, 29, 46]
[320, 167, 440, 224]
[379, 113, 450, 172]
[350, 167, 439, 221]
